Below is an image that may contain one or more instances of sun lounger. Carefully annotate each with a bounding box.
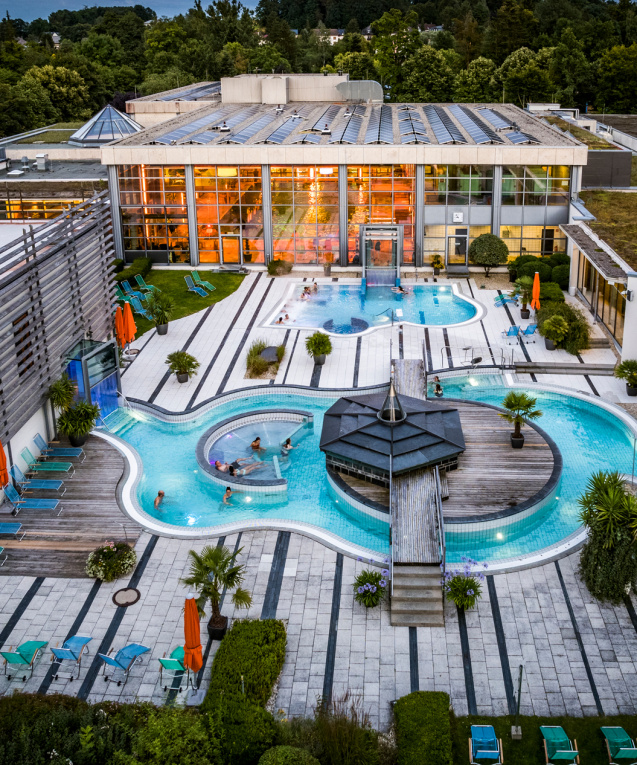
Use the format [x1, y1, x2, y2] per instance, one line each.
[0, 547, 5, 566]
[185, 275, 208, 297]
[130, 295, 151, 320]
[519, 324, 538, 343]
[159, 645, 189, 690]
[98, 643, 150, 686]
[502, 326, 520, 344]
[135, 274, 159, 293]
[50, 635, 92, 681]
[4, 483, 63, 516]
[470, 725, 503, 764]
[1, 640, 48, 680]
[601, 727, 637, 764]
[540, 726, 579, 764]
[10, 464, 65, 494]
[121, 280, 146, 301]
[192, 271, 215, 292]
[494, 295, 518, 306]
[115, 284, 131, 303]
[34, 433, 85, 462]
[20, 448, 74, 476]
[0, 522, 24, 541]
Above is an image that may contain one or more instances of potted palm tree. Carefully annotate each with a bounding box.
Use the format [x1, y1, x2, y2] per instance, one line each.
[431, 254, 444, 276]
[166, 351, 200, 383]
[146, 292, 175, 336]
[180, 545, 252, 639]
[305, 331, 332, 366]
[323, 251, 334, 277]
[499, 391, 543, 449]
[57, 400, 101, 447]
[513, 276, 533, 320]
[615, 359, 637, 397]
[47, 374, 75, 438]
[539, 315, 568, 351]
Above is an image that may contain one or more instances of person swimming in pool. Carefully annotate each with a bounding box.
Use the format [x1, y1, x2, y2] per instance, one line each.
[391, 285, 410, 294]
[281, 437, 296, 457]
[275, 316, 284, 324]
[154, 490, 165, 509]
[434, 383, 444, 398]
[251, 436, 266, 453]
[215, 457, 255, 472]
[229, 461, 264, 477]
[222, 487, 235, 505]
[312, 282, 318, 293]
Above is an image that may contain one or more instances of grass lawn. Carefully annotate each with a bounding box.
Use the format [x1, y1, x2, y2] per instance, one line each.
[632, 156, 637, 186]
[579, 189, 637, 271]
[544, 116, 620, 150]
[129, 269, 245, 337]
[453, 714, 636, 763]
[19, 130, 76, 144]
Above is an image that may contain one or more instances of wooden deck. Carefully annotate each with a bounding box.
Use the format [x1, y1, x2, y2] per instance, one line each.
[393, 359, 425, 399]
[392, 467, 441, 564]
[0, 436, 141, 578]
[338, 474, 389, 509]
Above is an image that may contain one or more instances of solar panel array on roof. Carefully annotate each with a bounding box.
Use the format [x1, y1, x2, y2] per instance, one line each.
[311, 104, 342, 131]
[365, 105, 394, 144]
[398, 106, 429, 145]
[423, 105, 466, 144]
[262, 117, 302, 144]
[329, 106, 366, 144]
[153, 109, 229, 145]
[291, 132, 322, 144]
[225, 113, 277, 144]
[507, 131, 540, 144]
[447, 104, 503, 144]
[160, 82, 220, 101]
[184, 106, 260, 144]
[477, 107, 513, 131]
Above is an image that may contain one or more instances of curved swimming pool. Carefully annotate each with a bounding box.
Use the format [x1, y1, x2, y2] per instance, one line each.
[106, 377, 636, 566]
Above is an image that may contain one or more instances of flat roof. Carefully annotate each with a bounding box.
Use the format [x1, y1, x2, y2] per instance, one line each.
[0, 160, 107, 182]
[561, 223, 628, 282]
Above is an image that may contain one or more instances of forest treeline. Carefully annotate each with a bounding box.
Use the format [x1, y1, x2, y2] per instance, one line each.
[1, 0, 637, 138]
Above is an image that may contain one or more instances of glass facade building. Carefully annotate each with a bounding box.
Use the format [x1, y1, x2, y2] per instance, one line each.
[576, 248, 626, 347]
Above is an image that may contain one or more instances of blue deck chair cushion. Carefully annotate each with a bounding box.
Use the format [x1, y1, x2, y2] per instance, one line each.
[471, 725, 500, 761]
[20, 447, 74, 474]
[0, 523, 24, 540]
[34, 433, 83, 459]
[4, 483, 61, 514]
[184, 275, 208, 297]
[52, 635, 92, 661]
[10, 464, 64, 492]
[121, 281, 145, 300]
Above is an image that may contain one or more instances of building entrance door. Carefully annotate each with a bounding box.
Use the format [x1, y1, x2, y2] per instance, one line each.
[359, 225, 403, 286]
[221, 236, 241, 264]
[446, 228, 468, 267]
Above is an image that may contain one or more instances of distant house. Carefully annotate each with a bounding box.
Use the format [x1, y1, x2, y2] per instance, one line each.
[421, 24, 444, 33]
[362, 25, 373, 40]
[16, 37, 27, 47]
[51, 32, 61, 48]
[313, 28, 345, 44]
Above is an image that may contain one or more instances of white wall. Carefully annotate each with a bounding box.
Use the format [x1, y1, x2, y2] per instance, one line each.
[8, 404, 51, 473]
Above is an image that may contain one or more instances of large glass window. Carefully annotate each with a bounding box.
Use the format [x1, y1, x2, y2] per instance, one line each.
[347, 165, 415, 264]
[271, 165, 339, 265]
[194, 166, 263, 264]
[118, 165, 189, 264]
[576, 248, 626, 346]
[0, 198, 83, 221]
[502, 166, 570, 206]
[425, 165, 493, 206]
[500, 225, 567, 261]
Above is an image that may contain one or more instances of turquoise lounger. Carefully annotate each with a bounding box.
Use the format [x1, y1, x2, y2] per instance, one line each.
[34, 433, 85, 462]
[159, 645, 189, 690]
[192, 271, 215, 292]
[540, 726, 579, 763]
[470, 725, 503, 764]
[185, 275, 207, 297]
[135, 274, 159, 293]
[601, 727, 637, 764]
[1, 640, 48, 680]
[10, 464, 65, 494]
[98, 643, 150, 686]
[21, 448, 74, 476]
[4, 483, 63, 516]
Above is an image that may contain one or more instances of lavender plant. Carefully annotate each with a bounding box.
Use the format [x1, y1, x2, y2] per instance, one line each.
[353, 558, 391, 608]
[442, 556, 488, 610]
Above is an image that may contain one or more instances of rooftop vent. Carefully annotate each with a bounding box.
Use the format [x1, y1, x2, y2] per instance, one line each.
[377, 381, 407, 425]
[321, 123, 331, 135]
[219, 121, 230, 133]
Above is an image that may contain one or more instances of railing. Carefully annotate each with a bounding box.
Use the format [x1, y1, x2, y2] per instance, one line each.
[438, 344, 515, 370]
[434, 466, 446, 576]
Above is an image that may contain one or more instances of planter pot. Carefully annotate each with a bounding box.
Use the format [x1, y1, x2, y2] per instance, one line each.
[323, 263, 332, 277]
[509, 270, 517, 283]
[626, 383, 637, 397]
[511, 434, 524, 449]
[313, 354, 326, 366]
[433, 267, 441, 276]
[156, 323, 168, 336]
[177, 373, 189, 383]
[520, 308, 530, 320]
[69, 434, 88, 447]
[544, 338, 556, 351]
[207, 615, 228, 640]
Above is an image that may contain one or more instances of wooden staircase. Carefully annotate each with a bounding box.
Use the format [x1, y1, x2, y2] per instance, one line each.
[391, 564, 445, 627]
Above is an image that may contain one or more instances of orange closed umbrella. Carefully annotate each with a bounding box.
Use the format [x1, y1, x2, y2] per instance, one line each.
[183, 598, 203, 676]
[122, 302, 137, 346]
[530, 271, 541, 311]
[114, 305, 125, 348]
[0, 444, 8, 487]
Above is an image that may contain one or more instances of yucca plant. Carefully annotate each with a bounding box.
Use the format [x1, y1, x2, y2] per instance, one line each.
[57, 400, 101, 446]
[579, 471, 637, 548]
[47, 374, 75, 413]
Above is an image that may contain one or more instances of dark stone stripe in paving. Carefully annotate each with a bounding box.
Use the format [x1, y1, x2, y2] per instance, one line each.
[442, 329, 454, 368]
[322, 552, 343, 702]
[310, 362, 322, 388]
[624, 595, 637, 635]
[282, 331, 300, 385]
[576, 354, 601, 396]
[409, 627, 419, 692]
[261, 531, 291, 620]
[554, 560, 604, 715]
[457, 606, 477, 714]
[77, 535, 158, 701]
[353, 337, 362, 387]
[38, 578, 102, 695]
[399, 326, 404, 359]
[0, 577, 45, 647]
[216, 277, 275, 396]
[424, 329, 433, 371]
[186, 273, 263, 409]
[487, 576, 516, 714]
[467, 280, 497, 365]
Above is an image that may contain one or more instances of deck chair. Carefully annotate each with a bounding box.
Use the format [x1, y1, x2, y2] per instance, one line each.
[159, 645, 189, 691]
[34, 433, 85, 462]
[130, 295, 151, 320]
[192, 271, 215, 292]
[185, 275, 208, 297]
[494, 294, 518, 306]
[115, 284, 131, 303]
[601, 727, 637, 764]
[1, 640, 48, 680]
[135, 274, 159, 293]
[121, 280, 146, 300]
[519, 324, 538, 343]
[98, 643, 150, 686]
[4, 483, 63, 516]
[10, 464, 65, 494]
[21, 447, 75, 476]
[0, 522, 25, 541]
[540, 726, 579, 764]
[470, 725, 503, 764]
[0, 546, 5, 566]
[50, 635, 92, 681]
[502, 326, 520, 344]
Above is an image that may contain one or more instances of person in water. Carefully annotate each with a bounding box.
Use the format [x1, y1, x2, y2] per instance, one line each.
[281, 437, 296, 457]
[215, 457, 256, 472]
[229, 461, 263, 477]
[154, 490, 165, 509]
[222, 487, 234, 504]
[434, 383, 444, 398]
[251, 436, 266, 453]
[275, 316, 284, 324]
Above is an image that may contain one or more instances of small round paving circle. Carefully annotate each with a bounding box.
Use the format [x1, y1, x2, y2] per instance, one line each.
[112, 587, 141, 607]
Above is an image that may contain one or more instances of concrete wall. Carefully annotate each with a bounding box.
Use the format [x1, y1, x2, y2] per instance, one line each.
[8, 404, 51, 470]
[221, 74, 349, 104]
[582, 149, 632, 188]
[6, 147, 102, 161]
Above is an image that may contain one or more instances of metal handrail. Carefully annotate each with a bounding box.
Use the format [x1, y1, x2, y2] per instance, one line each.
[439, 344, 515, 370]
[434, 466, 446, 575]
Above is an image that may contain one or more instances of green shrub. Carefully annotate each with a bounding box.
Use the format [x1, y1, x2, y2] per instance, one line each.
[259, 745, 321, 765]
[247, 338, 271, 377]
[354, 568, 390, 608]
[537, 302, 590, 354]
[517, 259, 552, 282]
[394, 691, 452, 765]
[468, 233, 509, 275]
[305, 331, 332, 358]
[615, 359, 637, 387]
[549, 251, 570, 267]
[276, 344, 286, 363]
[551, 264, 570, 289]
[314, 693, 381, 765]
[442, 557, 488, 610]
[115, 257, 152, 284]
[539, 282, 565, 303]
[539, 315, 569, 344]
[85, 541, 137, 582]
[112, 258, 125, 273]
[267, 258, 293, 276]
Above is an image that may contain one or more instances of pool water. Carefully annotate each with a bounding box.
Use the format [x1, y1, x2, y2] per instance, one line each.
[268, 284, 478, 334]
[107, 378, 635, 564]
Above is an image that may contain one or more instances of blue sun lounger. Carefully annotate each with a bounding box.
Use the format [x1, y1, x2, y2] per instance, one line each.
[34, 433, 85, 462]
[21, 447, 75, 476]
[1, 640, 48, 680]
[10, 464, 65, 494]
[185, 275, 207, 297]
[601, 727, 637, 764]
[98, 643, 150, 686]
[470, 725, 503, 764]
[540, 726, 579, 764]
[50, 635, 92, 681]
[130, 295, 151, 320]
[4, 483, 63, 516]
[121, 280, 146, 301]
[519, 324, 538, 343]
[0, 522, 24, 541]
[502, 326, 521, 343]
[494, 294, 518, 306]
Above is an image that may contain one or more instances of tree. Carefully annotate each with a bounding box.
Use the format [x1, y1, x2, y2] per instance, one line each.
[548, 28, 591, 108]
[468, 233, 509, 276]
[20, 65, 90, 121]
[482, 0, 538, 64]
[495, 48, 554, 106]
[371, 9, 421, 98]
[453, 56, 497, 101]
[498, 391, 542, 443]
[398, 46, 455, 102]
[595, 44, 637, 113]
[453, 11, 482, 66]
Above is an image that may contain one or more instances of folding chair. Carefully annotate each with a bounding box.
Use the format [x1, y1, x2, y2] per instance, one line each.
[1, 640, 48, 681]
[98, 643, 150, 686]
[50, 635, 92, 681]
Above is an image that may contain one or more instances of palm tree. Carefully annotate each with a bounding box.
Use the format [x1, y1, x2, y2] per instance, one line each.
[181, 545, 252, 631]
[499, 391, 542, 446]
[579, 470, 637, 548]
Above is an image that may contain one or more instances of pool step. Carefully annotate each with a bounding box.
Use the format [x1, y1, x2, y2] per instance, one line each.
[390, 563, 444, 628]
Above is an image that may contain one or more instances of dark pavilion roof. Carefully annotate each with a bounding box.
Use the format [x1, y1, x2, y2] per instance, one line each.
[320, 391, 465, 476]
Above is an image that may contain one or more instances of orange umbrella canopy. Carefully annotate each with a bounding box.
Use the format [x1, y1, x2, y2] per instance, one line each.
[183, 597, 203, 674]
[0, 444, 7, 487]
[122, 302, 137, 345]
[530, 271, 541, 311]
[114, 305, 125, 348]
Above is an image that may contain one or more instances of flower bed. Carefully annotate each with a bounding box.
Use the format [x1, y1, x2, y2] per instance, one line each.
[85, 541, 137, 582]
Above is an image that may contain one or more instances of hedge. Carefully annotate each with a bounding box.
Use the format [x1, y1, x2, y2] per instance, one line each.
[115, 257, 152, 284]
[259, 745, 321, 765]
[517, 259, 552, 282]
[551, 264, 570, 290]
[537, 301, 590, 354]
[394, 691, 452, 765]
[549, 252, 570, 267]
[539, 281, 565, 303]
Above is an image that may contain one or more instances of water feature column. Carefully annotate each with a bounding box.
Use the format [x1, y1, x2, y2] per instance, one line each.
[262, 165, 273, 265]
[185, 165, 199, 266]
[338, 165, 348, 267]
[415, 165, 424, 269]
[491, 165, 502, 238]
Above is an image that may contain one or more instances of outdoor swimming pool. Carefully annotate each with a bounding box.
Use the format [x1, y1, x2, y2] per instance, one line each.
[106, 377, 636, 565]
[266, 283, 479, 334]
